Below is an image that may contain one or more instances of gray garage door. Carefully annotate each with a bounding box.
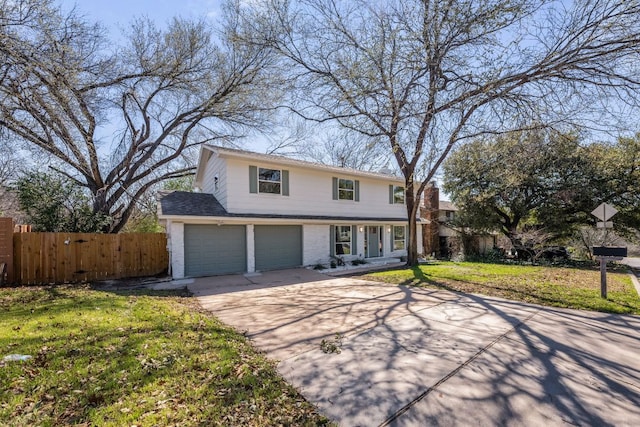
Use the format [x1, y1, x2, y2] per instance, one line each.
[254, 225, 302, 271]
[184, 224, 246, 277]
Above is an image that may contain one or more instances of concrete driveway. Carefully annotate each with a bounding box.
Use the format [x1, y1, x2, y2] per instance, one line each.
[189, 268, 640, 426]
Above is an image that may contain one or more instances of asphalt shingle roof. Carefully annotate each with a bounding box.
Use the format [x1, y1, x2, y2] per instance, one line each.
[159, 191, 228, 217]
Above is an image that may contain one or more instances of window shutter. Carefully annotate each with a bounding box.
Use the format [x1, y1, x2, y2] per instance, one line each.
[332, 177, 338, 200]
[352, 225, 358, 255]
[249, 166, 257, 193]
[330, 225, 335, 256]
[355, 180, 360, 202]
[282, 170, 289, 196]
[389, 185, 394, 204]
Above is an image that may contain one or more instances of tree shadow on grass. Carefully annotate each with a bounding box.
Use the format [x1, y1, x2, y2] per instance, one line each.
[394, 265, 639, 315]
[1, 286, 329, 426]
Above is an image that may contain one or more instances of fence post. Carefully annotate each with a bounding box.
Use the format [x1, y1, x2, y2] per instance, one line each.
[0, 218, 14, 284]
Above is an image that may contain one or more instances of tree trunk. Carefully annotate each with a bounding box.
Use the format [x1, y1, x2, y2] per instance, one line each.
[506, 230, 532, 261]
[405, 186, 420, 267]
[91, 191, 115, 233]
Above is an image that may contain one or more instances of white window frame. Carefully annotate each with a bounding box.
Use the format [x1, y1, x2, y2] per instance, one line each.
[338, 178, 355, 201]
[258, 167, 281, 194]
[393, 225, 406, 251]
[335, 225, 352, 255]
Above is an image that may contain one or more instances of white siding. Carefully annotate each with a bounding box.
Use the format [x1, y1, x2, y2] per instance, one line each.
[355, 226, 365, 258]
[225, 158, 407, 218]
[169, 221, 185, 279]
[384, 225, 395, 257]
[303, 224, 330, 266]
[202, 154, 228, 208]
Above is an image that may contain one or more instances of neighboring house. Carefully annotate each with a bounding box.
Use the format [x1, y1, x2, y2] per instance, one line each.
[158, 145, 421, 278]
[421, 183, 496, 258]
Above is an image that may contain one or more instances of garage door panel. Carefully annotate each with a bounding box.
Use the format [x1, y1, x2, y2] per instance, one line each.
[255, 225, 302, 271]
[184, 224, 246, 277]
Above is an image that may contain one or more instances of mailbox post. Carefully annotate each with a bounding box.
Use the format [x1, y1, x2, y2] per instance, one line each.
[592, 246, 627, 298]
[590, 203, 627, 299]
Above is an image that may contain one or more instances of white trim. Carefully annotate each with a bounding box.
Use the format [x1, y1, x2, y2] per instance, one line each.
[158, 214, 410, 225]
[246, 224, 255, 273]
[169, 222, 185, 279]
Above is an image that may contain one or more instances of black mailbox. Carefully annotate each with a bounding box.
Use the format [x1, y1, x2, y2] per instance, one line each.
[592, 247, 627, 257]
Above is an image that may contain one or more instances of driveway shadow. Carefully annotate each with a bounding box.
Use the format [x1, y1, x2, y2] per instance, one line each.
[190, 268, 640, 426]
[188, 268, 333, 296]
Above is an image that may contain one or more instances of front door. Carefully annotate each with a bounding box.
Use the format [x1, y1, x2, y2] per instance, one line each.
[366, 226, 382, 258]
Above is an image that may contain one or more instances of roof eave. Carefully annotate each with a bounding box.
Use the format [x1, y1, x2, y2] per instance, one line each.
[205, 144, 406, 183]
[193, 146, 213, 189]
[158, 214, 415, 224]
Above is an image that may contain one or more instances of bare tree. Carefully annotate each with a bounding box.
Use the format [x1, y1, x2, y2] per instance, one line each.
[242, 0, 640, 265]
[0, 133, 23, 220]
[304, 129, 392, 171]
[0, 0, 278, 232]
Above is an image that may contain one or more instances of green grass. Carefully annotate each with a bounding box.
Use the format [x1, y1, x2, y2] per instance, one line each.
[365, 261, 640, 315]
[0, 286, 330, 426]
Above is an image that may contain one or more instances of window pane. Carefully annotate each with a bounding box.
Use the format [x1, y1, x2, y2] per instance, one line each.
[393, 226, 405, 240]
[338, 189, 354, 200]
[338, 179, 354, 190]
[259, 182, 281, 194]
[259, 168, 281, 182]
[393, 240, 405, 251]
[336, 243, 351, 255]
[393, 186, 405, 204]
[336, 226, 351, 242]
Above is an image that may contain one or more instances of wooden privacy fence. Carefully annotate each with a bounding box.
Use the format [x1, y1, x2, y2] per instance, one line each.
[12, 232, 168, 285]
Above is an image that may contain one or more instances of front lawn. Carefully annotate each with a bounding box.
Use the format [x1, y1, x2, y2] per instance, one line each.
[0, 286, 330, 426]
[365, 262, 640, 315]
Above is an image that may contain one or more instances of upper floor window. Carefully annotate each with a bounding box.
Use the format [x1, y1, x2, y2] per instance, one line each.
[259, 168, 281, 194]
[389, 185, 405, 204]
[338, 179, 354, 200]
[393, 186, 405, 204]
[249, 165, 289, 196]
[332, 177, 360, 201]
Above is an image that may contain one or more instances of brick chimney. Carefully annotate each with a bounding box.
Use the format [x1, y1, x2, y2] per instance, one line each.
[421, 182, 440, 257]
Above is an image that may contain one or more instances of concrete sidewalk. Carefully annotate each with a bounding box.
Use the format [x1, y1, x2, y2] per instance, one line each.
[190, 269, 640, 426]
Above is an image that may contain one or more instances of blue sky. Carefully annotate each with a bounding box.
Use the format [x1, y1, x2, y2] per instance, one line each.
[61, 0, 223, 34]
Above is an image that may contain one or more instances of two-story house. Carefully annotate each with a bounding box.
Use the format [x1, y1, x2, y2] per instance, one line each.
[158, 145, 421, 278]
